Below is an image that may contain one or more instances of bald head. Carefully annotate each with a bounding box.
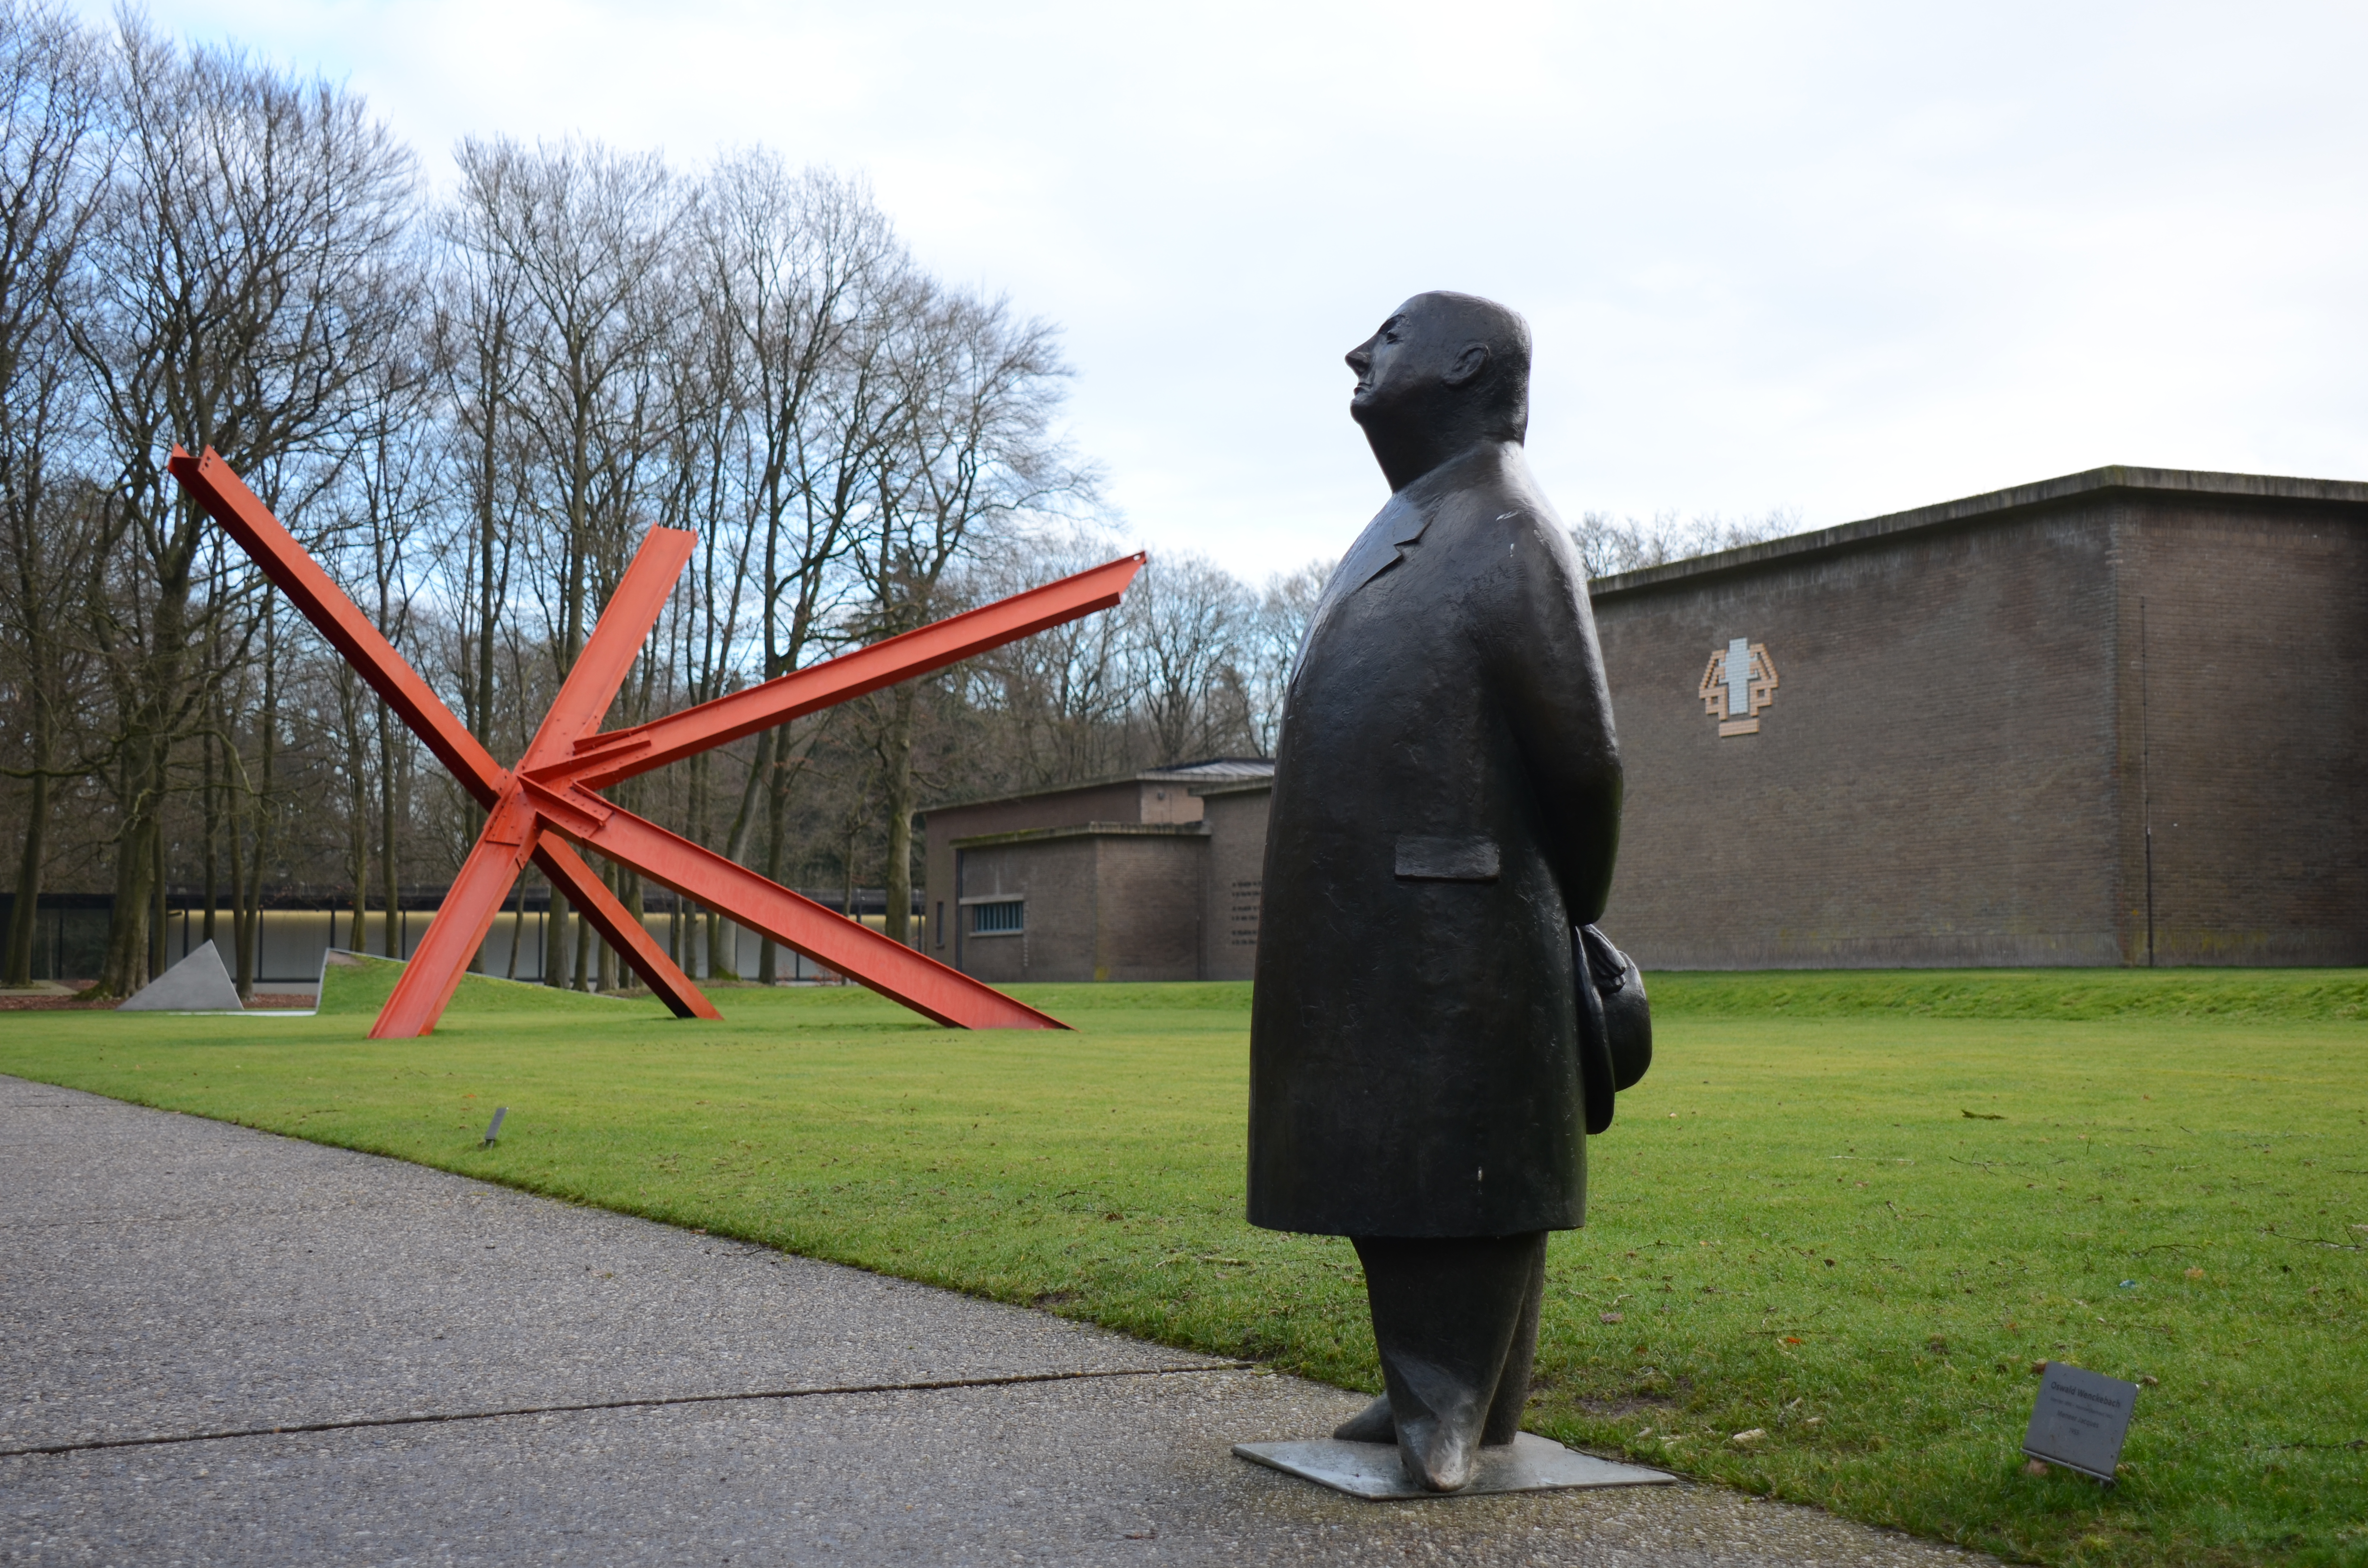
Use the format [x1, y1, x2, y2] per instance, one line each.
[1345, 292, 1532, 491]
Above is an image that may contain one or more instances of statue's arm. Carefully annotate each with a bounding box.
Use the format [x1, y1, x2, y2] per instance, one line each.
[1482, 519, 1624, 924]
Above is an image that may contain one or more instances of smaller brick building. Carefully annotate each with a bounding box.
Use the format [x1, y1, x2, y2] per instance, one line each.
[918, 760, 1272, 983]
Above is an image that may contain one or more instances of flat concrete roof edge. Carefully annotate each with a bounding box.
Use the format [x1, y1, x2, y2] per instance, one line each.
[1588, 464, 2368, 600]
[951, 821, 1212, 849]
[1188, 779, 1273, 798]
[923, 761, 1272, 818]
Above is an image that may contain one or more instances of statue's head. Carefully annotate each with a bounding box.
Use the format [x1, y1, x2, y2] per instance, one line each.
[1346, 292, 1530, 489]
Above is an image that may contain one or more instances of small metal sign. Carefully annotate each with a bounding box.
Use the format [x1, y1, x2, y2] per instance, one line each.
[481, 1106, 507, 1147]
[2023, 1361, 2138, 1483]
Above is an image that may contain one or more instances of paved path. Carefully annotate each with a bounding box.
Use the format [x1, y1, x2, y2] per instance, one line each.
[0, 1076, 1993, 1566]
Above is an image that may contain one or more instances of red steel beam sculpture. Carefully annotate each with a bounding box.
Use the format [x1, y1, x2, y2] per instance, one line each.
[167, 446, 1143, 1038]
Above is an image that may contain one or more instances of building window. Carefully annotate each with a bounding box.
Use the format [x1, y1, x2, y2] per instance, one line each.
[970, 899, 1024, 936]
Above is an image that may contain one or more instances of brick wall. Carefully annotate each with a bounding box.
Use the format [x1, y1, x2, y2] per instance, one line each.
[1091, 833, 1209, 980]
[947, 825, 1208, 982]
[950, 833, 1096, 984]
[922, 781, 1147, 960]
[1195, 785, 1270, 981]
[1589, 468, 2368, 968]
[2123, 497, 2368, 964]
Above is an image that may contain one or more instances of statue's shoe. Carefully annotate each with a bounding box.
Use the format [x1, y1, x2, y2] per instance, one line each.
[1332, 1396, 1395, 1443]
[1395, 1416, 1477, 1493]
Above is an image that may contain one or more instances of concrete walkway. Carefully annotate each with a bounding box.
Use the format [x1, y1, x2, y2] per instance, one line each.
[0, 1077, 1993, 1566]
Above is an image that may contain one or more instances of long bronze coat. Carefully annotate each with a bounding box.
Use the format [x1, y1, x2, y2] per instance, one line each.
[1247, 441, 1623, 1238]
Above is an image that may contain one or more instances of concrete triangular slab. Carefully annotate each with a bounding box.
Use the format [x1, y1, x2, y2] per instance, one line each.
[1233, 1432, 1674, 1500]
[118, 940, 243, 1012]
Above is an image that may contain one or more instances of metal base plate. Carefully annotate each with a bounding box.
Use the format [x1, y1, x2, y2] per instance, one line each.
[1232, 1433, 1676, 1500]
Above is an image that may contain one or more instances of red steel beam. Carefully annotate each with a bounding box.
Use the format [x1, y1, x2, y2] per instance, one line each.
[521, 778, 1064, 1030]
[532, 837, 722, 1021]
[518, 527, 697, 772]
[372, 528, 715, 1038]
[169, 447, 713, 1027]
[537, 554, 1145, 794]
[168, 446, 506, 806]
[172, 446, 1131, 1038]
[373, 806, 544, 1039]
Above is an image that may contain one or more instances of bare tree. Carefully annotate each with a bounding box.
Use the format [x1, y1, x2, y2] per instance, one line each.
[449, 136, 678, 988]
[1571, 506, 1802, 579]
[1124, 551, 1256, 765]
[0, 1, 103, 986]
[3, 43, 1212, 963]
[1244, 556, 1329, 755]
[949, 527, 1140, 789]
[855, 286, 1090, 945]
[694, 155, 902, 980]
[65, 19, 416, 995]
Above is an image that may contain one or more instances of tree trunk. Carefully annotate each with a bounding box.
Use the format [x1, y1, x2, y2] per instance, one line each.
[336, 670, 366, 955]
[5, 767, 49, 988]
[503, 873, 526, 980]
[150, 798, 168, 981]
[757, 750, 790, 983]
[597, 860, 618, 993]
[237, 777, 260, 999]
[842, 825, 858, 977]
[4, 656, 56, 983]
[238, 619, 278, 1002]
[227, 778, 247, 986]
[572, 898, 592, 991]
[883, 685, 917, 946]
[708, 729, 774, 981]
[623, 868, 644, 993]
[100, 806, 153, 995]
[543, 884, 570, 987]
[98, 495, 207, 1000]
[377, 698, 399, 958]
[200, 723, 218, 947]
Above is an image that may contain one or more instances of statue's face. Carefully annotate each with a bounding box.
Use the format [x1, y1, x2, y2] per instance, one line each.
[1345, 305, 1423, 422]
[1346, 296, 1481, 429]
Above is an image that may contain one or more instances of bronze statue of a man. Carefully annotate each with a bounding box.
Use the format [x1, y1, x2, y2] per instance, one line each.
[1248, 291, 1623, 1492]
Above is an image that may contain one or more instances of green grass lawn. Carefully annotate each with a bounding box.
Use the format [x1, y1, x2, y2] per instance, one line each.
[2, 963, 2363, 1568]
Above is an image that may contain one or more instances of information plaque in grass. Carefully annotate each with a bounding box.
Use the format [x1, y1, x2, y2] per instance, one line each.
[2, 964, 2362, 1568]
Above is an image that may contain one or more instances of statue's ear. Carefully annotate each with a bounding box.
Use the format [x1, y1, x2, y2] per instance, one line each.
[1442, 342, 1491, 388]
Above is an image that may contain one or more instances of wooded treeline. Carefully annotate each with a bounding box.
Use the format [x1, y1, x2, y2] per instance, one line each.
[0, 5, 1325, 998]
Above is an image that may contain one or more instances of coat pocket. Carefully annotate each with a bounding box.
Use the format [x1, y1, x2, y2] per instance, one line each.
[1394, 834, 1500, 882]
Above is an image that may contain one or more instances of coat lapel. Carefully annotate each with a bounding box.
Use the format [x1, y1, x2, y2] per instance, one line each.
[1319, 495, 1428, 621]
[1348, 493, 1430, 591]
[1288, 495, 1432, 693]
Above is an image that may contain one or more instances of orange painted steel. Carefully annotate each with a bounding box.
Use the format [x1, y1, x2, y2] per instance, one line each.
[168, 447, 718, 1029]
[166, 445, 1142, 1038]
[520, 781, 1059, 1030]
[371, 525, 715, 1037]
[532, 553, 1143, 796]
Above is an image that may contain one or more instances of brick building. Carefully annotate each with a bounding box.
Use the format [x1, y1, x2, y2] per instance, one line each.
[1593, 465, 2368, 968]
[918, 760, 1272, 983]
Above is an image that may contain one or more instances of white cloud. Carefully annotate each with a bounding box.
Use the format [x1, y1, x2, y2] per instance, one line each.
[90, 0, 2368, 576]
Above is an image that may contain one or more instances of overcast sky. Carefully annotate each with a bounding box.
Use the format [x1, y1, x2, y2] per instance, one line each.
[85, 0, 2368, 580]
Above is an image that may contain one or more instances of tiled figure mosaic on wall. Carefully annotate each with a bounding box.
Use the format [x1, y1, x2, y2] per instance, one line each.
[1699, 637, 1779, 736]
